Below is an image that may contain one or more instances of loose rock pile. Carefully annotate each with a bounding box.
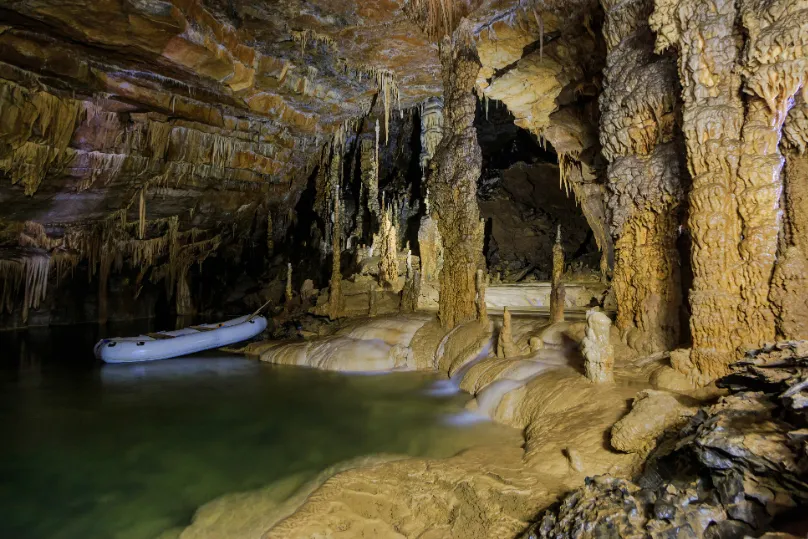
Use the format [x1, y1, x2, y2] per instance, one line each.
[522, 341, 808, 538]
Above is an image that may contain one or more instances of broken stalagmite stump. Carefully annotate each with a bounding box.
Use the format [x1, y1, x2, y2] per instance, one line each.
[582, 309, 614, 383]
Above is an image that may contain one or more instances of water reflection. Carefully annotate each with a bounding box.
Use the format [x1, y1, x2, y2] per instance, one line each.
[0, 324, 514, 539]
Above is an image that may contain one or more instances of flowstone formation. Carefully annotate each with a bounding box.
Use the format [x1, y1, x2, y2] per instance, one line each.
[600, 0, 684, 354]
[772, 101, 808, 341]
[428, 36, 485, 329]
[649, 0, 808, 383]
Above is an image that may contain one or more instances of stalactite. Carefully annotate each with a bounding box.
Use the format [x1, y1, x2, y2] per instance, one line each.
[373, 121, 380, 216]
[0, 80, 81, 196]
[419, 97, 444, 173]
[138, 187, 147, 240]
[0, 260, 24, 314]
[51, 252, 79, 287]
[175, 268, 194, 316]
[147, 121, 172, 160]
[16, 253, 50, 323]
[549, 226, 565, 324]
[428, 37, 485, 329]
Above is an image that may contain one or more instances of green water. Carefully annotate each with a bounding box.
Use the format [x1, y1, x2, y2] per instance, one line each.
[0, 325, 508, 539]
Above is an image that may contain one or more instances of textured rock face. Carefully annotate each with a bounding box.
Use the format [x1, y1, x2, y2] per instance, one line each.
[524, 341, 808, 539]
[648, 0, 808, 382]
[600, 0, 684, 355]
[475, 7, 615, 274]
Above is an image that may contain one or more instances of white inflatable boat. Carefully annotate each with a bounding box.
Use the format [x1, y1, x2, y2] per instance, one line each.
[94, 315, 268, 363]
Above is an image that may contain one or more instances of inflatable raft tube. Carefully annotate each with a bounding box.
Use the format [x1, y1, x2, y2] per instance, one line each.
[94, 315, 267, 363]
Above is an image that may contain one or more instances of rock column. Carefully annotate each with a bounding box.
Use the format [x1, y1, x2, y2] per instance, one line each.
[600, 0, 684, 354]
[650, 0, 745, 382]
[429, 37, 485, 329]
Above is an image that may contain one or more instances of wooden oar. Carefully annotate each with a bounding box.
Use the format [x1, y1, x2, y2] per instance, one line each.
[247, 298, 273, 321]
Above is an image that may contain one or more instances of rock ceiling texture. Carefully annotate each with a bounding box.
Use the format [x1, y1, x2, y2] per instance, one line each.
[0, 0, 605, 319]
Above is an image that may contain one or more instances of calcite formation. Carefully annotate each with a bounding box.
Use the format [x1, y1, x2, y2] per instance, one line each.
[581, 309, 614, 383]
[549, 227, 566, 323]
[428, 37, 485, 329]
[648, 0, 808, 382]
[496, 306, 516, 359]
[600, 0, 684, 355]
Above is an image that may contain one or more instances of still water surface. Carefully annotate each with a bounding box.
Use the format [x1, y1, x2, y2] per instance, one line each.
[0, 323, 509, 539]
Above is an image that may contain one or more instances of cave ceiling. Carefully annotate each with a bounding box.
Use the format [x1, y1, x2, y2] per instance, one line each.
[0, 0, 599, 246]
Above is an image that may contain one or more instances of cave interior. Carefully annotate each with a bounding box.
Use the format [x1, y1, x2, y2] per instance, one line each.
[1, 0, 808, 537]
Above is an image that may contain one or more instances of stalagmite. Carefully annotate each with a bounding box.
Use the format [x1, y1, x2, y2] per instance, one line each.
[549, 226, 565, 324]
[378, 205, 399, 289]
[360, 138, 379, 224]
[600, 0, 684, 354]
[285, 262, 293, 305]
[475, 268, 488, 325]
[327, 179, 343, 321]
[400, 251, 419, 313]
[417, 191, 443, 283]
[582, 309, 614, 383]
[428, 36, 485, 329]
[496, 307, 516, 359]
[368, 281, 378, 317]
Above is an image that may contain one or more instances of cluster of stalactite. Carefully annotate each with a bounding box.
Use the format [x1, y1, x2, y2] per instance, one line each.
[427, 37, 486, 329]
[643, 0, 808, 383]
[599, 0, 685, 355]
[0, 80, 293, 197]
[0, 210, 221, 323]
